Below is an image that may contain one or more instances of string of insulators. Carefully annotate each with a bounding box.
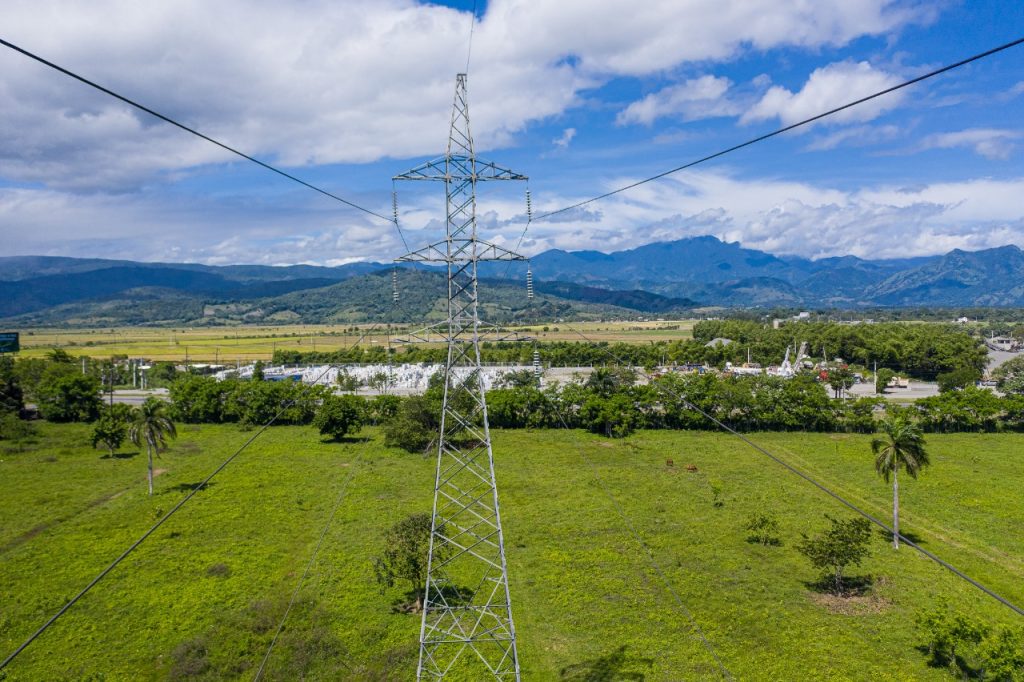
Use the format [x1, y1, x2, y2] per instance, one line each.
[526, 266, 534, 300]
[525, 189, 532, 222]
[392, 191, 399, 224]
[392, 268, 399, 303]
[533, 347, 541, 378]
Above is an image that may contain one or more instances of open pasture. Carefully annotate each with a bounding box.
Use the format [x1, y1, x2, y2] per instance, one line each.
[11, 320, 697, 362]
[13, 325, 394, 363]
[1, 425, 1021, 679]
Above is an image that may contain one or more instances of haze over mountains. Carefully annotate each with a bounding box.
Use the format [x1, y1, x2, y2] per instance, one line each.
[2, 236, 1023, 325]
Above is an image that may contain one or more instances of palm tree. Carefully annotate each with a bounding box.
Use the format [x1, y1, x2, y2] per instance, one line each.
[871, 414, 929, 549]
[129, 398, 177, 495]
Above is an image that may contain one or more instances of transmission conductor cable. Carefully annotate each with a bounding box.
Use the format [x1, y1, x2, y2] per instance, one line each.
[0, 37, 410, 247]
[531, 36, 1024, 224]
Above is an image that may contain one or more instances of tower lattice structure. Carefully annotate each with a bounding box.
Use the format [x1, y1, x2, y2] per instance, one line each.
[394, 73, 525, 680]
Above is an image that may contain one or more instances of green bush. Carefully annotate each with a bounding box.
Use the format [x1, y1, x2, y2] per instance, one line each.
[917, 609, 1024, 679]
[383, 395, 438, 453]
[0, 412, 35, 441]
[745, 511, 781, 546]
[37, 372, 102, 422]
[313, 394, 364, 441]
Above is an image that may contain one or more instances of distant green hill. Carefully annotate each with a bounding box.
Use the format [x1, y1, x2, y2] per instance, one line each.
[2, 269, 658, 326]
[6, 236, 1024, 325]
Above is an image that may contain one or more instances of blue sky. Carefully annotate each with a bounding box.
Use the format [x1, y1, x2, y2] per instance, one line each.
[0, 0, 1022, 265]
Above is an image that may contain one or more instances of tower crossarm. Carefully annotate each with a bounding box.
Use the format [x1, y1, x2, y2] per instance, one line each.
[394, 157, 527, 183]
[396, 239, 526, 264]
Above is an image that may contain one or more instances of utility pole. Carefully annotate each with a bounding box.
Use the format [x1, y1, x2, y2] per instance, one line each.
[874, 360, 878, 395]
[395, 73, 525, 681]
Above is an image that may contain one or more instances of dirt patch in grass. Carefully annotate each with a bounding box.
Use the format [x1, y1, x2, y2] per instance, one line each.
[810, 591, 891, 615]
[174, 442, 201, 455]
[153, 468, 168, 477]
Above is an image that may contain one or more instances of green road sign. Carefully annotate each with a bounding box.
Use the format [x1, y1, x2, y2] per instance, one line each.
[0, 332, 20, 353]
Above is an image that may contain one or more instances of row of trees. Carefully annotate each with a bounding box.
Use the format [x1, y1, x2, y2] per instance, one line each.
[270, 321, 987, 381]
[692, 320, 987, 379]
[10, 352, 1024, 440]
[150, 368, 1024, 440]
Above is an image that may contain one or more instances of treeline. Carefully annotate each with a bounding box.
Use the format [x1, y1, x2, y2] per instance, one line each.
[271, 320, 986, 381]
[691, 320, 986, 378]
[168, 375, 397, 427]
[487, 371, 877, 435]
[5, 350, 1021, 441]
[168, 369, 1024, 437]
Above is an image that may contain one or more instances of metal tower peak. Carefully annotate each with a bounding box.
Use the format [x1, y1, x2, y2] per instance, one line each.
[394, 73, 525, 680]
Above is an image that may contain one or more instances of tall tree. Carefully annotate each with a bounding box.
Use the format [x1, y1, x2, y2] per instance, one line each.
[129, 398, 178, 495]
[871, 414, 929, 549]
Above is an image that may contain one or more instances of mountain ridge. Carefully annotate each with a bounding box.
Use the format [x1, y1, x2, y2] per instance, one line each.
[2, 236, 1023, 323]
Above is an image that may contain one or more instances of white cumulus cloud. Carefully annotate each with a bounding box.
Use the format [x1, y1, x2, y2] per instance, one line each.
[616, 75, 738, 126]
[743, 61, 905, 127]
[0, 0, 927, 192]
[918, 128, 1021, 160]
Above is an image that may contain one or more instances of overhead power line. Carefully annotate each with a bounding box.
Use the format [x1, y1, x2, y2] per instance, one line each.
[0, 37, 396, 227]
[464, 0, 478, 75]
[560, 322, 1024, 619]
[535, 36, 1024, 222]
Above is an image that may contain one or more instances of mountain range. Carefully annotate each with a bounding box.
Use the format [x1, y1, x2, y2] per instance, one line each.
[1, 236, 1023, 325]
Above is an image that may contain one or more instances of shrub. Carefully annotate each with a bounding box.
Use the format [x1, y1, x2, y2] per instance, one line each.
[313, 394, 364, 441]
[916, 609, 1024, 679]
[168, 637, 211, 679]
[0, 412, 35, 441]
[372, 513, 442, 613]
[745, 511, 781, 546]
[383, 396, 438, 453]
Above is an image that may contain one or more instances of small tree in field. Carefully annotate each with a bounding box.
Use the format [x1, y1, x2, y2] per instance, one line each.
[129, 398, 177, 495]
[373, 513, 444, 613]
[745, 511, 781, 546]
[92, 403, 132, 457]
[92, 412, 127, 457]
[313, 394, 364, 441]
[797, 515, 873, 594]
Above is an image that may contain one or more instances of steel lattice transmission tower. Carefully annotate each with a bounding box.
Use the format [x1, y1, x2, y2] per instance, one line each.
[394, 74, 526, 680]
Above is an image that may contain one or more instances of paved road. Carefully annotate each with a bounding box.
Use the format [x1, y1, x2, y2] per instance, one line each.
[110, 389, 170, 406]
[847, 380, 939, 400]
[987, 349, 1019, 372]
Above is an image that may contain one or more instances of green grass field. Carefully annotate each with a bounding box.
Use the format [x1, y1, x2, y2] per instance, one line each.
[12, 321, 696, 362]
[1, 424, 1021, 680]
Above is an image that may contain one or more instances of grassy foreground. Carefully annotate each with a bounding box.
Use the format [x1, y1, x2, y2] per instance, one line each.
[1, 424, 1022, 680]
